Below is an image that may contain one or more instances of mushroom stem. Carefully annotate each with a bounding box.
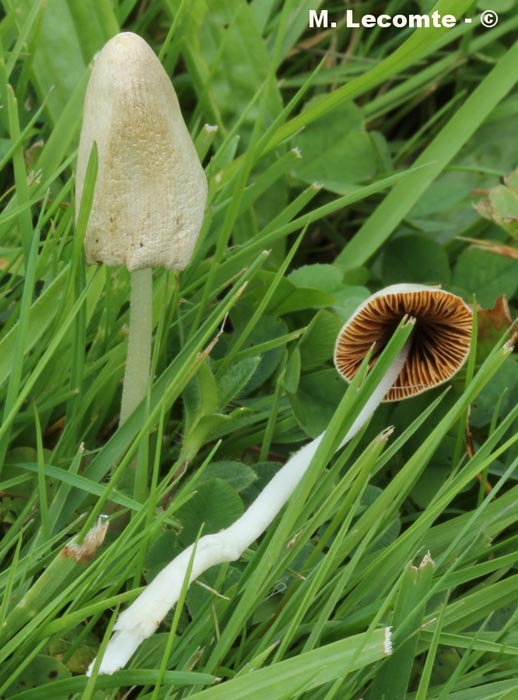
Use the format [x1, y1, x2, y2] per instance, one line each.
[88, 337, 411, 675]
[119, 268, 153, 426]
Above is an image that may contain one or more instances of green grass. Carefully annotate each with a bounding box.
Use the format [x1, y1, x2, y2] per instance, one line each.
[1, 0, 518, 698]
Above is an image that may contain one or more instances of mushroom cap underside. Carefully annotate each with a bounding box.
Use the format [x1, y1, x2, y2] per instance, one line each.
[334, 286, 473, 401]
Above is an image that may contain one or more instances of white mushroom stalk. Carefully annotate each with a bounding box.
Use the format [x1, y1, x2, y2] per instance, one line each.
[75, 33, 207, 425]
[88, 284, 472, 675]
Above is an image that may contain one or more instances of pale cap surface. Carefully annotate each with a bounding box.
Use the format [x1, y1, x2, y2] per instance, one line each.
[76, 32, 207, 271]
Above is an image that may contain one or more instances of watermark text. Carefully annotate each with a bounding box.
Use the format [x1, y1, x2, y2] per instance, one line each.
[308, 9, 499, 30]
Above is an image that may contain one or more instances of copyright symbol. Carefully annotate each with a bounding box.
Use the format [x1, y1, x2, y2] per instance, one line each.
[480, 10, 499, 27]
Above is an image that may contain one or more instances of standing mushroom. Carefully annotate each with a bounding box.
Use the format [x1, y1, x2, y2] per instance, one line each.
[88, 284, 472, 675]
[75, 32, 207, 425]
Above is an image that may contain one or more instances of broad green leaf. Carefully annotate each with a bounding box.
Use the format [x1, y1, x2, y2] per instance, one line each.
[182, 413, 233, 463]
[245, 272, 335, 316]
[199, 461, 257, 492]
[175, 479, 244, 545]
[475, 167, 518, 239]
[409, 174, 474, 219]
[332, 286, 371, 324]
[182, 361, 219, 439]
[144, 530, 177, 582]
[4, 655, 71, 695]
[453, 247, 518, 307]
[411, 462, 454, 509]
[405, 172, 479, 239]
[241, 461, 282, 502]
[290, 368, 344, 438]
[379, 233, 451, 286]
[228, 315, 288, 393]
[298, 310, 341, 371]
[187, 410, 257, 446]
[46, 630, 98, 674]
[217, 356, 261, 406]
[470, 357, 518, 428]
[292, 101, 383, 194]
[269, 284, 335, 315]
[288, 263, 343, 293]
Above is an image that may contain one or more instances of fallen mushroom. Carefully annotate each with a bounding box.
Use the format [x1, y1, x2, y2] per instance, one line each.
[334, 283, 473, 400]
[87, 284, 472, 675]
[75, 32, 207, 425]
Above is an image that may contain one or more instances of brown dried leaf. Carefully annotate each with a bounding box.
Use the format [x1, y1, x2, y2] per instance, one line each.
[62, 516, 109, 563]
[477, 294, 518, 349]
[458, 237, 518, 260]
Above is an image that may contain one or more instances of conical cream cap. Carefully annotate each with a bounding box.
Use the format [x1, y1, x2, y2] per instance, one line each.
[76, 32, 207, 271]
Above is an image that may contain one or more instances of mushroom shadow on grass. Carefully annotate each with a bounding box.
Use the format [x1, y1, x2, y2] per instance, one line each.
[87, 283, 473, 675]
